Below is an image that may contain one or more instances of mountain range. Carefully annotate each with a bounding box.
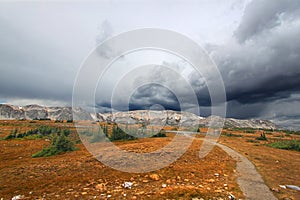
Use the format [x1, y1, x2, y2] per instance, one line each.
[0, 104, 279, 130]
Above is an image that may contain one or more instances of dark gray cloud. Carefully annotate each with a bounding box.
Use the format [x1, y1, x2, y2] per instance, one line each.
[208, 0, 300, 127]
[234, 0, 300, 42]
[1, 0, 300, 129]
[97, 0, 300, 129]
[128, 84, 180, 111]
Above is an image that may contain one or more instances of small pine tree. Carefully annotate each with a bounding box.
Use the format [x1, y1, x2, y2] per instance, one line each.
[110, 125, 136, 141]
[32, 134, 75, 158]
[4, 129, 19, 140]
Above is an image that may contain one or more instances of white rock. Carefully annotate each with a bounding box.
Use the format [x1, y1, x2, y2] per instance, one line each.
[286, 185, 300, 191]
[228, 193, 236, 200]
[11, 195, 25, 200]
[122, 182, 133, 189]
[279, 185, 286, 189]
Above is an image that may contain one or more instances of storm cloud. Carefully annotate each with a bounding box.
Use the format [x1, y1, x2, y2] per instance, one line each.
[0, 0, 299, 129]
[211, 0, 300, 128]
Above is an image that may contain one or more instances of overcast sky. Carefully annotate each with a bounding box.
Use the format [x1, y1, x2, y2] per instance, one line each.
[0, 0, 299, 129]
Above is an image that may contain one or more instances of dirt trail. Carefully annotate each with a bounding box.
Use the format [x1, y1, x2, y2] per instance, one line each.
[216, 143, 277, 200]
[174, 131, 278, 199]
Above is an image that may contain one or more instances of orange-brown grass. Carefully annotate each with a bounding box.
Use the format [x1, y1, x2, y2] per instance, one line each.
[0, 120, 242, 199]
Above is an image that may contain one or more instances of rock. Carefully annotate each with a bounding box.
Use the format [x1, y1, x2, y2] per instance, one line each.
[286, 185, 300, 191]
[208, 179, 215, 183]
[214, 173, 220, 177]
[142, 180, 149, 183]
[81, 192, 88, 195]
[162, 184, 167, 188]
[107, 194, 112, 198]
[11, 195, 25, 200]
[279, 185, 286, 189]
[166, 179, 172, 184]
[122, 182, 133, 189]
[149, 174, 160, 181]
[184, 179, 189, 182]
[271, 188, 280, 193]
[228, 193, 236, 200]
[96, 183, 107, 192]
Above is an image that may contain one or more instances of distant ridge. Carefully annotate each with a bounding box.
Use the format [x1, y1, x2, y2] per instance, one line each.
[0, 104, 92, 121]
[0, 104, 279, 130]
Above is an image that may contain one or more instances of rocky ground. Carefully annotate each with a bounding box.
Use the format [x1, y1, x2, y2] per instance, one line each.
[0, 121, 243, 200]
[0, 120, 299, 200]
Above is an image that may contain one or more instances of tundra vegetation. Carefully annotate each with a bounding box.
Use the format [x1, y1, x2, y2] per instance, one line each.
[2, 121, 300, 158]
[3, 126, 76, 157]
[80, 123, 167, 143]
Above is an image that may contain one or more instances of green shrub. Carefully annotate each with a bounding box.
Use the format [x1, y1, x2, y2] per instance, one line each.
[25, 134, 43, 140]
[38, 118, 51, 121]
[256, 133, 267, 141]
[4, 129, 18, 140]
[267, 140, 300, 151]
[151, 129, 167, 137]
[110, 125, 136, 141]
[245, 130, 255, 134]
[32, 134, 76, 158]
[61, 129, 71, 137]
[4, 126, 71, 140]
[246, 139, 260, 143]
